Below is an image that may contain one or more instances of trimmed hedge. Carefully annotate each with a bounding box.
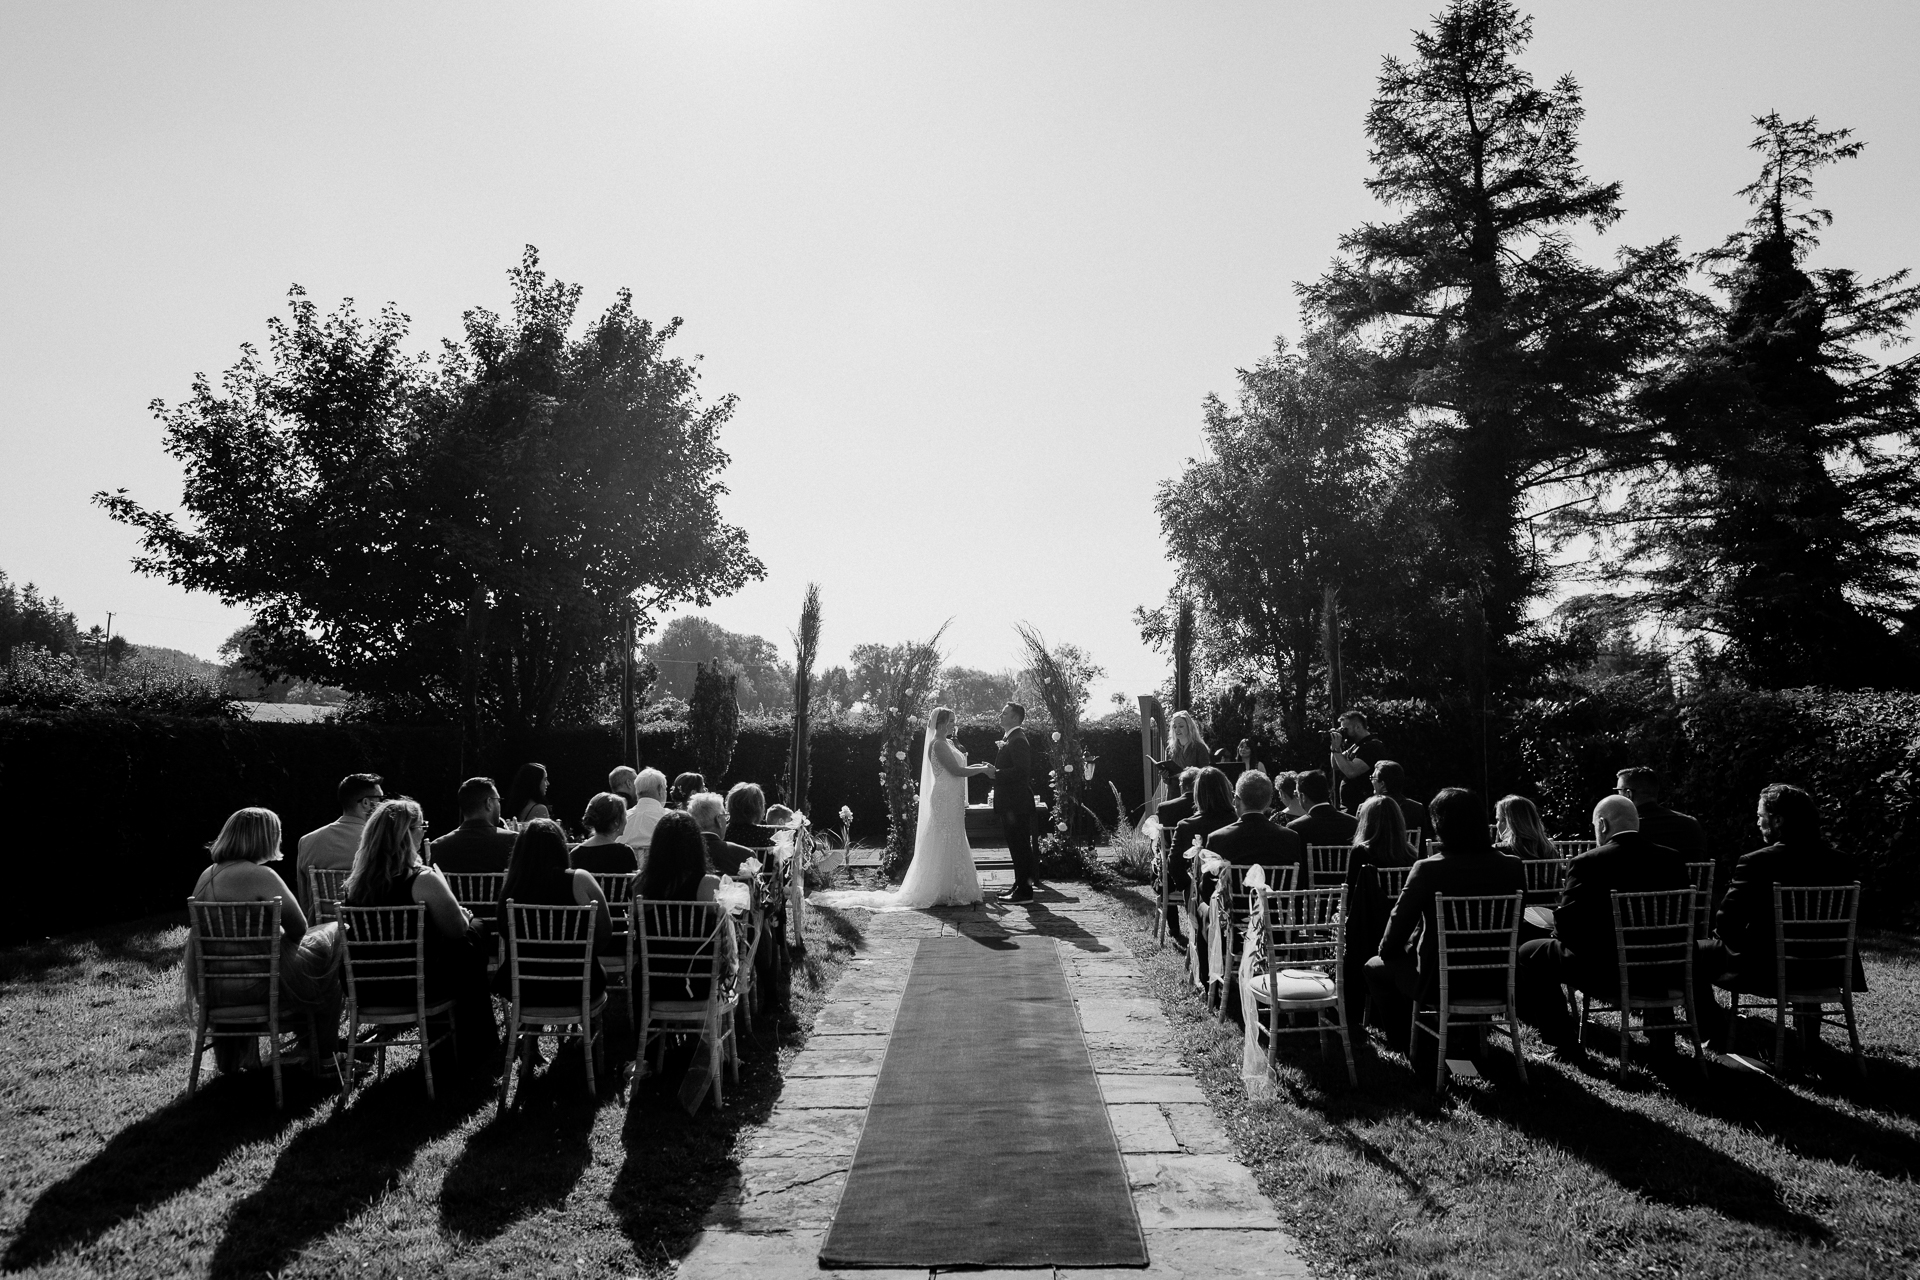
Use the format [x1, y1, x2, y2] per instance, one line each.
[4, 685, 1914, 940]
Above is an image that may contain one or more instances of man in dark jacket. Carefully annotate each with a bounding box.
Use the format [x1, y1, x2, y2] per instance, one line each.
[1615, 767, 1706, 865]
[1363, 788, 1526, 1058]
[429, 777, 519, 873]
[1516, 796, 1689, 1051]
[1194, 772, 1305, 970]
[1288, 770, 1359, 847]
[1694, 784, 1865, 1050]
[985, 702, 1038, 904]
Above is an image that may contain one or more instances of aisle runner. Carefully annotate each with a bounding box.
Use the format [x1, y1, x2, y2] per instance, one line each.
[819, 936, 1149, 1269]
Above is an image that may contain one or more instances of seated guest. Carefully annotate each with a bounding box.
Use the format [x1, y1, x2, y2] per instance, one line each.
[1198, 770, 1306, 909]
[1166, 767, 1237, 947]
[690, 792, 758, 876]
[1156, 767, 1202, 845]
[191, 807, 343, 1075]
[1694, 783, 1864, 1051]
[1495, 794, 1559, 860]
[1288, 770, 1359, 847]
[497, 819, 617, 1015]
[1372, 760, 1429, 850]
[1516, 795, 1689, 1054]
[1235, 739, 1267, 776]
[1274, 771, 1311, 821]
[669, 772, 705, 810]
[570, 793, 640, 874]
[344, 798, 497, 1067]
[504, 763, 552, 825]
[1343, 795, 1412, 1024]
[1363, 788, 1525, 1058]
[765, 804, 796, 827]
[724, 782, 781, 848]
[428, 776, 519, 873]
[635, 811, 739, 998]
[1615, 767, 1706, 865]
[296, 773, 384, 913]
[618, 767, 669, 852]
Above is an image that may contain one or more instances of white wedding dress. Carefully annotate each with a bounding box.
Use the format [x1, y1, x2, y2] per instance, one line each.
[813, 732, 982, 911]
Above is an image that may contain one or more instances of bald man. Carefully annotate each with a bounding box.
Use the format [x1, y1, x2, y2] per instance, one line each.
[1516, 795, 1690, 1054]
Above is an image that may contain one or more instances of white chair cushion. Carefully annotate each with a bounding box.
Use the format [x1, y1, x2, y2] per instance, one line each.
[1246, 969, 1336, 1003]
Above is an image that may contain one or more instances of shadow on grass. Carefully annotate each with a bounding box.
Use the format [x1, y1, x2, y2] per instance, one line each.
[438, 1055, 602, 1241]
[1461, 1067, 1832, 1241]
[1, 1073, 315, 1271]
[206, 1068, 490, 1279]
[0, 912, 189, 983]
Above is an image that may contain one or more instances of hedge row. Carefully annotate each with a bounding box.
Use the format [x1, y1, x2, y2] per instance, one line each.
[3, 684, 1914, 940]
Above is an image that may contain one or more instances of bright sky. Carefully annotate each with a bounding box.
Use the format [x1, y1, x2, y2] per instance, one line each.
[3, 2, 1916, 706]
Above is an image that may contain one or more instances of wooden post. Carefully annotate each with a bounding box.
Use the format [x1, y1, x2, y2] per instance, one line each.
[620, 602, 636, 770]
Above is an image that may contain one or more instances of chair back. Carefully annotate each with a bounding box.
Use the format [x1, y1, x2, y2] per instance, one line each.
[1432, 892, 1524, 1006]
[1253, 885, 1347, 979]
[444, 872, 507, 926]
[1307, 844, 1350, 889]
[593, 874, 636, 933]
[1774, 883, 1861, 997]
[1376, 864, 1413, 902]
[503, 901, 599, 1013]
[1554, 838, 1599, 859]
[338, 904, 429, 1014]
[1521, 857, 1568, 904]
[307, 868, 349, 922]
[188, 898, 282, 1016]
[1684, 861, 1715, 936]
[1608, 888, 1696, 996]
[1221, 863, 1296, 926]
[1405, 830, 1422, 856]
[635, 899, 730, 1000]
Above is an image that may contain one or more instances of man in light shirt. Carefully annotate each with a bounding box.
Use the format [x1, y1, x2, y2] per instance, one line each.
[616, 766, 668, 853]
[295, 773, 383, 910]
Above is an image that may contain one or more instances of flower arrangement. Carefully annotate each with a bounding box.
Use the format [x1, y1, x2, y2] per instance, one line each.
[1016, 623, 1101, 851]
[873, 625, 948, 876]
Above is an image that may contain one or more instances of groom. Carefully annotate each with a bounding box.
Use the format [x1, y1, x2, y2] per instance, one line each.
[984, 701, 1038, 904]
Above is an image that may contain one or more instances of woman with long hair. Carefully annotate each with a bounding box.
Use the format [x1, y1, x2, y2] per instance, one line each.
[496, 819, 617, 1023]
[344, 798, 497, 1068]
[1165, 767, 1237, 948]
[1167, 711, 1210, 772]
[635, 810, 738, 998]
[189, 807, 343, 1075]
[1495, 794, 1558, 860]
[1343, 795, 1412, 1028]
[504, 763, 551, 825]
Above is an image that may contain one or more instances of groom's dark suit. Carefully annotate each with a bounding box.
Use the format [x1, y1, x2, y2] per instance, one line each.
[994, 725, 1038, 896]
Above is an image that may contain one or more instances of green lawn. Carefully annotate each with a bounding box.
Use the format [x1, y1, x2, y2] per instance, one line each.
[0, 902, 869, 1280]
[1093, 881, 1920, 1280]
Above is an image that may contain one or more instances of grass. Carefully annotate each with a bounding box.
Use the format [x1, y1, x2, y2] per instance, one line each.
[0, 900, 870, 1280]
[1090, 881, 1920, 1280]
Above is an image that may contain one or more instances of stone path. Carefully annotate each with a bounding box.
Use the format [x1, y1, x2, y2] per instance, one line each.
[679, 875, 1312, 1279]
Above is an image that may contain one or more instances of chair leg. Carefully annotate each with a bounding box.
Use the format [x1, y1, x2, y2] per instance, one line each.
[1434, 1009, 1449, 1094]
[497, 1025, 516, 1114]
[1508, 1012, 1529, 1086]
[188, 1010, 208, 1097]
[583, 1015, 597, 1099]
[1774, 995, 1789, 1073]
[1618, 990, 1632, 1072]
[267, 1026, 284, 1111]
[1842, 990, 1866, 1078]
[1338, 1009, 1357, 1088]
[1577, 990, 1589, 1049]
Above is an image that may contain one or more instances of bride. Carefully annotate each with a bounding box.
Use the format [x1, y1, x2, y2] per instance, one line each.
[816, 706, 989, 910]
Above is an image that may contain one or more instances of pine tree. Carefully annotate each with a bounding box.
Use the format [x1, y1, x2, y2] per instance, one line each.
[1301, 0, 1685, 648]
[1621, 114, 1920, 688]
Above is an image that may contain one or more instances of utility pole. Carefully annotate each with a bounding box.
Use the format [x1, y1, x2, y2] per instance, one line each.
[102, 612, 115, 679]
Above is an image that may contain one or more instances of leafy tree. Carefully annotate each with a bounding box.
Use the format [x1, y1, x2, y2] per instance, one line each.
[97, 248, 762, 743]
[684, 660, 740, 782]
[1608, 114, 1920, 687]
[0, 571, 80, 661]
[931, 665, 1018, 716]
[648, 615, 792, 711]
[1300, 0, 1686, 647]
[1137, 336, 1409, 754]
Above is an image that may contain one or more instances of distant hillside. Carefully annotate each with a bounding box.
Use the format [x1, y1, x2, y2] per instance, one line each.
[128, 645, 223, 679]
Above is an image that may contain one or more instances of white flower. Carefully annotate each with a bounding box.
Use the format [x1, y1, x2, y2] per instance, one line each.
[1055, 821, 1068, 832]
[1051, 731, 1062, 742]
[895, 750, 906, 761]
[839, 805, 853, 825]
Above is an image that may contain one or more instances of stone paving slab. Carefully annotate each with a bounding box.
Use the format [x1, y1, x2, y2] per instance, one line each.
[1107, 1103, 1184, 1153]
[784, 1037, 890, 1077]
[1124, 1154, 1286, 1230]
[1097, 1073, 1209, 1105]
[1078, 1230, 1312, 1280]
[679, 893, 1309, 1280]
